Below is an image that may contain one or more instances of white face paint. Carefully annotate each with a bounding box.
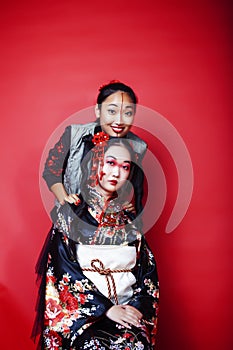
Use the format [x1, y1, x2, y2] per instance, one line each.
[96, 145, 131, 199]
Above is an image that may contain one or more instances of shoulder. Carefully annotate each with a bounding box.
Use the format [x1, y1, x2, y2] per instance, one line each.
[69, 122, 97, 144]
[70, 121, 97, 135]
[126, 131, 147, 157]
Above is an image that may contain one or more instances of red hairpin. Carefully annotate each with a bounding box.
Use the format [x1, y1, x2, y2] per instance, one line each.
[98, 80, 122, 91]
[89, 132, 109, 187]
[92, 131, 109, 145]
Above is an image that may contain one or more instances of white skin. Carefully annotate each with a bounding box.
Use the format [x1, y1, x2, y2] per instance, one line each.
[51, 90, 135, 212]
[96, 144, 143, 328]
[95, 91, 135, 138]
[96, 145, 131, 199]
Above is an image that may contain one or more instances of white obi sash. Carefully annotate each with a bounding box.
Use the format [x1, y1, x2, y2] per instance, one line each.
[76, 245, 136, 305]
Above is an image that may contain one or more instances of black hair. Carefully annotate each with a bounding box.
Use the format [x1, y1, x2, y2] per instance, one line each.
[96, 81, 138, 110]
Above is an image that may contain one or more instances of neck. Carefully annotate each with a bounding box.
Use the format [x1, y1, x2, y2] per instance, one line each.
[95, 184, 115, 201]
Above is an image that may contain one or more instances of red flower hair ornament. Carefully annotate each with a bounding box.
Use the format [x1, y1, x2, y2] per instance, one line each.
[89, 132, 110, 187]
[92, 131, 110, 145]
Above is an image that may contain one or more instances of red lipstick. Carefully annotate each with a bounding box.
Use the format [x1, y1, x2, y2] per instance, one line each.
[111, 126, 124, 134]
[108, 180, 117, 185]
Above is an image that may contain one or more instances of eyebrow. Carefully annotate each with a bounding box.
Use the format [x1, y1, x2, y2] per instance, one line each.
[106, 155, 131, 163]
[107, 103, 133, 109]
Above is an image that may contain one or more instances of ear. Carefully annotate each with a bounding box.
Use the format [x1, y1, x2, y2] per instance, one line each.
[95, 104, 100, 119]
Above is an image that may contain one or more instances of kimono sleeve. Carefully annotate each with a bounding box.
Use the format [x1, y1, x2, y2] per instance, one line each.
[42, 126, 71, 189]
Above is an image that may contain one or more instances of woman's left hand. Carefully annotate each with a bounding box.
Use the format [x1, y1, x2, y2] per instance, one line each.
[106, 305, 142, 328]
[123, 202, 136, 214]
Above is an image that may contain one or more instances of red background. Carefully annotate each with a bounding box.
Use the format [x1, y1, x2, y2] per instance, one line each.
[0, 1, 232, 349]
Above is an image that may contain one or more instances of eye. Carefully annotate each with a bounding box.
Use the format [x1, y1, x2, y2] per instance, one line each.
[106, 160, 116, 166]
[108, 109, 116, 115]
[122, 165, 130, 171]
[125, 111, 133, 117]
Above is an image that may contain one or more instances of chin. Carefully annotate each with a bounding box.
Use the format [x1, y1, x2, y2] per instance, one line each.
[112, 130, 128, 138]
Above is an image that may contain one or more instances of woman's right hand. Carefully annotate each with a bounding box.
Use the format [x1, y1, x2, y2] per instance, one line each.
[64, 193, 80, 205]
[106, 305, 142, 329]
[50, 183, 80, 205]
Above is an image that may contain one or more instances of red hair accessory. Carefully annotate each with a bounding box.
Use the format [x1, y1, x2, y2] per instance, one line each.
[89, 132, 109, 187]
[98, 80, 122, 92]
[92, 131, 109, 145]
[99, 170, 105, 181]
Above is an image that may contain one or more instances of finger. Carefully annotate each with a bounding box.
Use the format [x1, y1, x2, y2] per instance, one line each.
[69, 194, 78, 201]
[129, 311, 142, 320]
[122, 314, 141, 328]
[71, 194, 80, 205]
[71, 194, 79, 200]
[123, 203, 135, 213]
[117, 320, 131, 329]
[64, 194, 80, 205]
[64, 196, 73, 203]
[124, 305, 142, 314]
[124, 305, 142, 313]
[124, 307, 143, 321]
[123, 201, 131, 208]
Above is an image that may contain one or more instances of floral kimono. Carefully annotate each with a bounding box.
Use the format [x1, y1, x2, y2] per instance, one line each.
[34, 189, 159, 350]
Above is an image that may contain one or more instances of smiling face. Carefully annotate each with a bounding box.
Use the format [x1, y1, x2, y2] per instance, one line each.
[96, 144, 131, 199]
[95, 91, 135, 137]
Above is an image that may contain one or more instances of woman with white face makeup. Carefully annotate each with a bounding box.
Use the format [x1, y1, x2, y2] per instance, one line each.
[33, 139, 159, 350]
[96, 144, 132, 198]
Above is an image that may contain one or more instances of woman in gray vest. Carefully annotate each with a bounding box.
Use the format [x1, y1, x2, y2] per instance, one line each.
[32, 81, 149, 344]
[43, 80, 147, 218]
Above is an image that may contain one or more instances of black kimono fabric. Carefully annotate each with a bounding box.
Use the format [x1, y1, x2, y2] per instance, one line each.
[37, 227, 159, 350]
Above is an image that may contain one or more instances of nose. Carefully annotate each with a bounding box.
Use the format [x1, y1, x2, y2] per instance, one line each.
[114, 111, 123, 125]
[112, 165, 120, 177]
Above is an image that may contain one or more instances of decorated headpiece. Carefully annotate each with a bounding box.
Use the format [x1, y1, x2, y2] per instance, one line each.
[89, 131, 110, 187]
